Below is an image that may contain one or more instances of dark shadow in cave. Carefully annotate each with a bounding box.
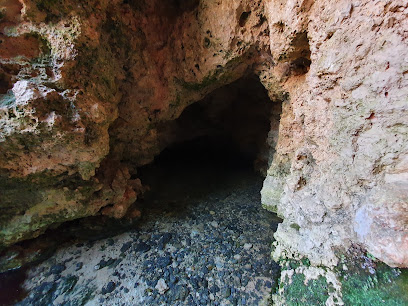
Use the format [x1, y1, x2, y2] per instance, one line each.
[137, 74, 283, 217]
[157, 74, 282, 174]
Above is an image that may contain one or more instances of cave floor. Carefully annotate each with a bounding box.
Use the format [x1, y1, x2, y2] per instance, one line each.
[16, 150, 281, 305]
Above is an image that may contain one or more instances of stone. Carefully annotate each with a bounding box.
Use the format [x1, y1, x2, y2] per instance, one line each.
[157, 256, 172, 268]
[101, 282, 116, 295]
[135, 242, 151, 253]
[159, 233, 173, 245]
[243, 243, 252, 250]
[222, 287, 231, 298]
[174, 285, 189, 301]
[74, 262, 83, 271]
[155, 279, 169, 295]
[244, 264, 252, 270]
[95, 258, 116, 270]
[120, 242, 132, 253]
[210, 221, 219, 228]
[49, 264, 66, 275]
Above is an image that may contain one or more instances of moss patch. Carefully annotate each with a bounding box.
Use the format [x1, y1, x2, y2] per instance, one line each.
[340, 261, 408, 305]
[273, 252, 408, 305]
[282, 273, 331, 306]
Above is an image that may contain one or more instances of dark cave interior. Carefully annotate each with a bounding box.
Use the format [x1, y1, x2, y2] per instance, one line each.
[154, 74, 282, 175]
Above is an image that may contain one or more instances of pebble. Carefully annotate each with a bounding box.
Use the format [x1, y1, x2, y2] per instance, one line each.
[74, 262, 83, 271]
[101, 281, 116, 294]
[157, 255, 172, 268]
[222, 287, 231, 298]
[174, 285, 189, 301]
[49, 264, 66, 275]
[243, 243, 253, 250]
[135, 242, 151, 253]
[210, 221, 219, 228]
[120, 242, 132, 253]
[155, 279, 169, 295]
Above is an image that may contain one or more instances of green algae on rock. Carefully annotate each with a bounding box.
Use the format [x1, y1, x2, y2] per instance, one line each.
[272, 249, 408, 305]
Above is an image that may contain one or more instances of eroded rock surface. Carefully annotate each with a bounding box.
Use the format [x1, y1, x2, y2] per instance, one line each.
[0, 0, 407, 276]
[261, 0, 408, 268]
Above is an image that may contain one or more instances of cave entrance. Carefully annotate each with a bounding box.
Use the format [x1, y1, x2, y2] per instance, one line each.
[154, 73, 281, 173]
[4, 75, 284, 305]
[138, 73, 283, 210]
[129, 75, 283, 303]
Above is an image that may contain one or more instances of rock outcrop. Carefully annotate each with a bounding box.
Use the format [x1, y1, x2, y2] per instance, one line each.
[0, 0, 407, 273]
[261, 0, 408, 269]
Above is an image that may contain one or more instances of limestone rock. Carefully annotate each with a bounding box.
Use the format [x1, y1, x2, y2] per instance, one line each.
[0, 0, 407, 271]
[261, 0, 408, 268]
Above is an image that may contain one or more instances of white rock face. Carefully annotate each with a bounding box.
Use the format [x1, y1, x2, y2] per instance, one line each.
[262, 0, 408, 267]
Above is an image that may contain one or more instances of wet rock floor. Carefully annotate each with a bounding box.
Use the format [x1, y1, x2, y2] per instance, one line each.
[13, 142, 282, 305]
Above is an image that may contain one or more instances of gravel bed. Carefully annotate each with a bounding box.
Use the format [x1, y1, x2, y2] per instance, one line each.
[18, 156, 281, 305]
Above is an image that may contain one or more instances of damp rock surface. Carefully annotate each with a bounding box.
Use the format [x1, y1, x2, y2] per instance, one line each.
[17, 155, 281, 305]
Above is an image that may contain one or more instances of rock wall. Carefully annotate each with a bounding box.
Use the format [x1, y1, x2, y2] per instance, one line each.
[0, 0, 407, 269]
[0, 0, 271, 249]
[261, 0, 408, 268]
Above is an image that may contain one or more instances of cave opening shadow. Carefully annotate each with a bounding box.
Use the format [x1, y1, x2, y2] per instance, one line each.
[137, 74, 283, 219]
